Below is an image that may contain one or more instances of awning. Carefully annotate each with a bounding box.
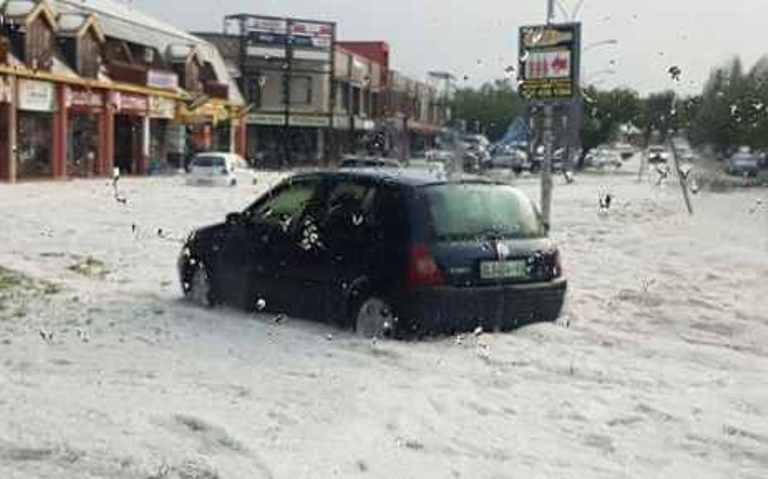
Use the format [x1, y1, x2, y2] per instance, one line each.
[176, 100, 240, 125]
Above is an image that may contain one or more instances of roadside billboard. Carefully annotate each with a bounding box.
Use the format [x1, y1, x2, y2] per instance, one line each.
[245, 16, 334, 51]
[518, 23, 581, 102]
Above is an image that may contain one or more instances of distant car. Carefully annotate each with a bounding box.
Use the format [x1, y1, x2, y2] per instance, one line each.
[179, 170, 567, 338]
[676, 147, 697, 163]
[406, 159, 446, 176]
[489, 150, 530, 172]
[340, 157, 401, 169]
[585, 149, 621, 169]
[725, 153, 760, 177]
[615, 143, 635, 160]
[186, 152, 256, 187]
[426, 149, 455, 164]
[647, 146, 670, 164]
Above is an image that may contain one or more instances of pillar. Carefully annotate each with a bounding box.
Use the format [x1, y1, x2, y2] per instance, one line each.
[316, 128, 325, 163]
[98, 101, 114, 176]
[234, 120, 247, 158]
[140, 115, 150, 174]
[52, 84, 68, 179]
[0, 84, 16, 182]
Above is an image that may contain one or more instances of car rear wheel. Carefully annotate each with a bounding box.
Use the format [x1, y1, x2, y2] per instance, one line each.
[354, 297, 396, 339]
[187, 262, 215, 308]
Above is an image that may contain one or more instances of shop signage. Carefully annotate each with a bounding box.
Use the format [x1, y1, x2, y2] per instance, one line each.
[18, 79, 57, 112]
[246, 113, 284, 126]
[64, 86, 103, 109]
[245, 17, 288, 34]
[518, 23, 581, 101]
[289, 115, 330, 128]
[333, 115, 351, 130]
[110, 91, 148, 113]
[147, 70, 179, 90]
[149, 96, 176, 119]
[166, 124, 187, 154]
[353, 117, 375, 131]
[0, 76, 14, 103]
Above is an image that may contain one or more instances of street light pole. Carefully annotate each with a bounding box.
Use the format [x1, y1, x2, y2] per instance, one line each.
[541, 0, 556, 227]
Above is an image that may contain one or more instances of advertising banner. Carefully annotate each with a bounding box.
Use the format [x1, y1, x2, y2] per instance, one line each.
[518, 23, 581, 102]
[18, 79, 57, 112]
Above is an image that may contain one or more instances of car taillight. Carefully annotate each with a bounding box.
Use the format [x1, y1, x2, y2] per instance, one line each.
[406, 243, 445, 289]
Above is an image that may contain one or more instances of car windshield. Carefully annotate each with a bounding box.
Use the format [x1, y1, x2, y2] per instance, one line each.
[424, 183, 545, 240]
[192, 156, 226, 168]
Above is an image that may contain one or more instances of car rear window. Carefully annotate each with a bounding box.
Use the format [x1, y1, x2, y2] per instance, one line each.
[422, 183, 545, 240]
[193, 156, 226, 167]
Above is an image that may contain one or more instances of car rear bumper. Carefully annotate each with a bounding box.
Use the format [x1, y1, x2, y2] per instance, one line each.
[186, 176, 233, 186]
[395, 277, 567, 336]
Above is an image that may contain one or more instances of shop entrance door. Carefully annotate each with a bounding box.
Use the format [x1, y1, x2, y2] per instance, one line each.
[114, 114, 143, 174]
[68, 113, 98, 177]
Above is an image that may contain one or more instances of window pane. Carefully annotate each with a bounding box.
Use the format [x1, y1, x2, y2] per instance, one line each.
[423, 184, 544, 240]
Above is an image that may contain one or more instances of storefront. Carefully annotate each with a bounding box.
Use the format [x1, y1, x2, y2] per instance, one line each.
[16, 79, 57, 179]
[110, 91, 148, 175]
[177, 100, 239, 161]
[64, 86, 103, 177]
[245, 113, 329, 168]
[0, 76, 15, 181]
[148, 95, 176, 172]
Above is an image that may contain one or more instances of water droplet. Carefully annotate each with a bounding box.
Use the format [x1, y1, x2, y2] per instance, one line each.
[668, 65, 682, 81]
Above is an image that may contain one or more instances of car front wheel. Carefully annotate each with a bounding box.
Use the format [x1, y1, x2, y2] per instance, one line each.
[186, 262, 216, 308]
[354, 296, 396, 339]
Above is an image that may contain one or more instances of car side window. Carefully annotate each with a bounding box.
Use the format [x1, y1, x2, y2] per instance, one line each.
[373, 186, 409, 242]
[321, 179, 378, 245]
[247, 178, 322, 230]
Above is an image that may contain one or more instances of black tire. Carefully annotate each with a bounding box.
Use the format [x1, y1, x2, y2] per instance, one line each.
[350, 294, 398, 339]
[184, 261, 218, 308]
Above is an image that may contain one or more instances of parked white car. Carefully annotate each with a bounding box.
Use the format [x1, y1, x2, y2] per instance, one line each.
[186, 152, 256, 187]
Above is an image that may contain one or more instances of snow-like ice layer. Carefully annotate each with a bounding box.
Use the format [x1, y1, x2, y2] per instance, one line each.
[0, 169, 767, 478]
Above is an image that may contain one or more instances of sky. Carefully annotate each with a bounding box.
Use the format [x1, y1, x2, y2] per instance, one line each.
[131, 0, 768, 95]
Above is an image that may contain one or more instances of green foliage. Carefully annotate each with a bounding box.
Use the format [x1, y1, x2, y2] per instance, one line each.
[450, 80, 528, 141]
[578, 86, 642, 167]
[689, 55, 768, 152]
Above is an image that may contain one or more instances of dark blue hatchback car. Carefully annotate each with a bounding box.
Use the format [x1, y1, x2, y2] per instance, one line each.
[179, 169, 567, 338]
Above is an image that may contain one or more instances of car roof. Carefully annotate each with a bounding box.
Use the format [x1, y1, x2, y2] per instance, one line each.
[195, 152, 241, 158]
[290, 168, 493, 188]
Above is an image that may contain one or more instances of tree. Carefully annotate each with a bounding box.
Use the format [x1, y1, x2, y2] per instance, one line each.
[576, 86, 641, 168]
[450, 80, 528, 141]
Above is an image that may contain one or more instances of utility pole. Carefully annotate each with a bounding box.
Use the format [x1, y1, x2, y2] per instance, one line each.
[541, 0, 556, 227]
[282, 19, 293, 170]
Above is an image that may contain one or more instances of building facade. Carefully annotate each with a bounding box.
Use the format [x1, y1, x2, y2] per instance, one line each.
[0, 0, 245, 183]
[197, 15, 336, 169]
[332, 45, 383, 155]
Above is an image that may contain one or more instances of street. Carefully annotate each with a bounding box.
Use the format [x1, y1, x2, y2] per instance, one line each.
[0, 169, 767, 479]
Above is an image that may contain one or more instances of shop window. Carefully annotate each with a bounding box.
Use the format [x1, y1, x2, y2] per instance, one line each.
[68, 114, 98, 177]
[341, 82, 351, 112]
[352, 86, 361, 115]
[17, 113, 53, 178]
[285, 76, 312, 105]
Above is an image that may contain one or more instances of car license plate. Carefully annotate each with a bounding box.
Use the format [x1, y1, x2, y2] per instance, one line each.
[480, 260, 527, 280]
[198, 178, 214, 185]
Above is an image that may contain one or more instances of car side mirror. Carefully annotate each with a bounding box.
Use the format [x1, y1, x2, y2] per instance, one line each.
[226, 212, 244, 225]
